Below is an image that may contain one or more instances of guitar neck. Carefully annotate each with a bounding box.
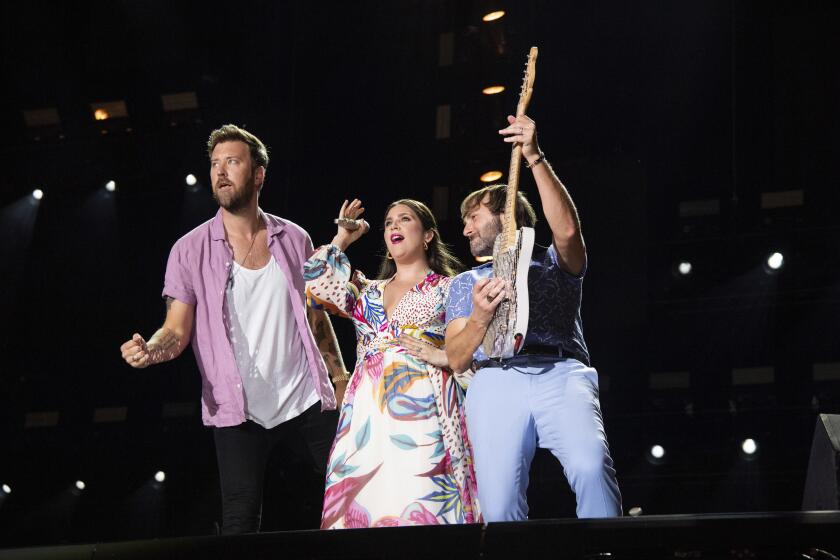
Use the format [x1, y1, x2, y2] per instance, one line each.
[500, 149, 522, 248]
[500, 102, 530, 249]
[496, 46, 537, 252]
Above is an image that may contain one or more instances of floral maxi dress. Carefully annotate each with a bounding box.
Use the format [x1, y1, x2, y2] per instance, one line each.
[303, 244, 480, 528]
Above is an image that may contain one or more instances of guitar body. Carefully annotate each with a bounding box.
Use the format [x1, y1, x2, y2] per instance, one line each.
[482, 227, 535, 359]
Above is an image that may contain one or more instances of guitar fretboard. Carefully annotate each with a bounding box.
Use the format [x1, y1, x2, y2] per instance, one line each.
[500, 47, 538, 252]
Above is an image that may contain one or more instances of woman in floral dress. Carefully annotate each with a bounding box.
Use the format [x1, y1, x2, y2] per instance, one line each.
[304, 198, 480, 528]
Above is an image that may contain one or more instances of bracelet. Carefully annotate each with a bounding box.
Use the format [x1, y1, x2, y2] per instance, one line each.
[331, 371, 351, 383]
[334, 217, 362, 231]
[526, 151, 546, 168]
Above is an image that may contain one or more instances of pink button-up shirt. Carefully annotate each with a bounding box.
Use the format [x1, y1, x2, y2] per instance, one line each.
[162, 208, 336, 427]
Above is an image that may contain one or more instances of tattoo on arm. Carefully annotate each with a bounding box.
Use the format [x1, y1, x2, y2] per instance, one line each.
[165, 297, 174, 311]
[308, 307, 347, 376]
[146, 327, 182, 365]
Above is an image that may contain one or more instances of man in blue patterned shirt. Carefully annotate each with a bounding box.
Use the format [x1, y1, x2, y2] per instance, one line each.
[444, 114, 622, 521]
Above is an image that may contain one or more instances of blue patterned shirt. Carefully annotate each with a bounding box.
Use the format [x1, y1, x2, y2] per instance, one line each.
[444, 243, 590, 366]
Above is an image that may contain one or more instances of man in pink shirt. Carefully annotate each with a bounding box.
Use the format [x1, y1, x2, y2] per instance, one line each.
[119, 124, 349, 534]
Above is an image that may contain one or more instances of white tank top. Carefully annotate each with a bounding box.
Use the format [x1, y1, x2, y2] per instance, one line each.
[225, 255, 318, 429]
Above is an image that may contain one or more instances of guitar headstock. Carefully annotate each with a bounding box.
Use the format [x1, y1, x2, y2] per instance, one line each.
[516, 47, 538, 115]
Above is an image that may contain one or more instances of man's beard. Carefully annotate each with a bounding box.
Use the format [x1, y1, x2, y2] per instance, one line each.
[470, 214, 503, 257]
[213, 181, 256, 213]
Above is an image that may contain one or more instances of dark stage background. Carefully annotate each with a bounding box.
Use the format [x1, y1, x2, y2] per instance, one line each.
[1, 0, 839, 547]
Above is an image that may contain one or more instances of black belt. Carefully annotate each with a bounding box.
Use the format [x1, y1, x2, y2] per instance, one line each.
[518, 344, 559, 356]
[472, 344, 560, 372]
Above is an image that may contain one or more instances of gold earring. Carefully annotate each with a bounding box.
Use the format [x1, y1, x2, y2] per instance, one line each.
[423, 241, 428, 251]
[386, 252, 393, 260]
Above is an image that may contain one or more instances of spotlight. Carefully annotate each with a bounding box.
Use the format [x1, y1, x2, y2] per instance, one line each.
[677, 261, 692, 276]
[154, 471, 166, 483]
[646, 444, 666, 465]
[480, 170, 503, 183]
[628, 506, 643, 517]
[482, 86, 505, 95]
[105, 180, 116, 192]
[482, 10, 505, 22]
[185, 174, 197, 186]
[741, 438, 758, 456]
[32, 189, 44, 200]
[75, 480, 86, 491]
[93, 108, 110, 121]
[1, 484, 10, 494]
[765, 252, 784, 271]
[645, 443, 665, 465]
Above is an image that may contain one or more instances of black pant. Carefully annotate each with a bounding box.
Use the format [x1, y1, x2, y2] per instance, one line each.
[213, 402, 337, 535]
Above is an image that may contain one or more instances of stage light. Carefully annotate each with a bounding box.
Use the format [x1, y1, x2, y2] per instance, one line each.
[154, 471, 166, 483]
[32, 189, 44, 200]
[646, 443, 666, 465]
[482, 86, 505, 95]
[480, 170, 503, 183]
[161, 92, 200, 127]
[766, 252, 784, 271]
[75, 480, 86, 491]
[1, 484, 10, 494]
[628, 506, 643, 517]
[105, 180, 116, 192]
[741, 438, 758, 455]
[482, 10, 505, 22]
[90, 101, 128, 124]
[185, 174, 197, 186]
[677, 261, 692, 276]
[23, 107, 62, 141]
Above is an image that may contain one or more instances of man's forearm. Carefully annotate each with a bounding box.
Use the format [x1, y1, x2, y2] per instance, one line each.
[146, 327, 186, 365]
[308, 307, 348, 379]
[446, 317, 489, 373]
[530, 159, 586, 275]
[532, 159, 581, 241]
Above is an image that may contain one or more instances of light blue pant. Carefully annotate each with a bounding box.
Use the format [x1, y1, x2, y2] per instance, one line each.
[465, 357, 622, 521]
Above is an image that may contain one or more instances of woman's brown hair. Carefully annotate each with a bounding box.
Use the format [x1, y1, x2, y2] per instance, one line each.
[376, 199, 462, 279]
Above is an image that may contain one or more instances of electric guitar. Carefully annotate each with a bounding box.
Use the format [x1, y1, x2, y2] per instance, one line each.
[481, 46, 538, 359]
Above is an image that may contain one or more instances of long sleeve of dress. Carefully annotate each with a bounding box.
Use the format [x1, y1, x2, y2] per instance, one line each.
[303, 244, 363, 319]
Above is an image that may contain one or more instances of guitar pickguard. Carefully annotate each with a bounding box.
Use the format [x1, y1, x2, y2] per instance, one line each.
[481, 227, 535, 359]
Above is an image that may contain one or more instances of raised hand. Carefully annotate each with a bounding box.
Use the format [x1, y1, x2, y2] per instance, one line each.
[499, 114, 541, 163]
[470, 277, 506, 328]
[120, 333, 151, 369]
[332, 198, 370, 251]
[398, 334, 449, 368]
